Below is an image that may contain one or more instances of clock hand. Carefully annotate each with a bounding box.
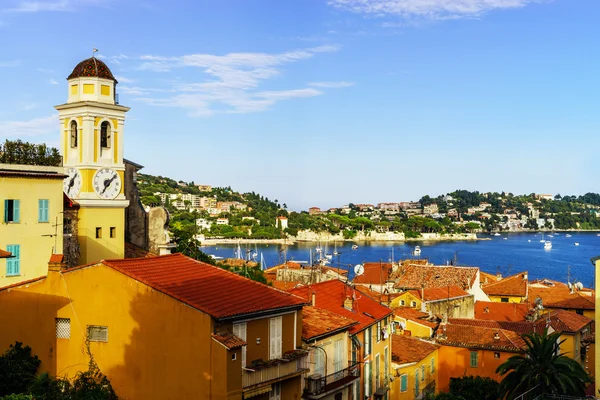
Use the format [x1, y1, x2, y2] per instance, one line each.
[68, 175, 76, 191]
[101, 175, 117, 194]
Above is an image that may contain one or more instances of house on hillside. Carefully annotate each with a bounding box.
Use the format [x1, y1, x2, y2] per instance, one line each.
[481, 272, 528, 303]
[300, 306, 360, 400]
[529, 278, 595, 320]
[289, 281, 393, 400]
[390, 335, 439, 400]
[0, 253, 308, 400]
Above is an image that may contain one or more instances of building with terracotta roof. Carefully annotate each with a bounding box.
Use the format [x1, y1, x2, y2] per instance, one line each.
[529, 278, 595, 320]
[393, 264, 490, 302]
[592, 256, 600, 396]
[289, 280, 394, 400]
[482, 272, 528, 303]
[301, 306, 360, 400]
[475, 301, 532, 321]
[390, 335, 439, 399]
[436, 323, 527, 392]
[264, 261, 347, 287]
[1, 162, 66, 287]
[0, 253, 309, 400]
[352, 262, 394, 292]
[392, 308, 439, 338]
[390, 286, 475, 319]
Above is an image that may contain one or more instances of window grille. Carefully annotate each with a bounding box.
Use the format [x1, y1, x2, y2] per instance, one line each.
[56, 318, 71, 339]
[87, 325, 108, 342]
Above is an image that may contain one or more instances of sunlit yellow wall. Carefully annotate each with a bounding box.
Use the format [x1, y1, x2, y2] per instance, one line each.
[390, 292, 421, 309]
[393, 316, 433, 338]
[487, 295, 525, 303]
[559, 333, 578, 361]
[0, 168, 64, 287]
[77, 207, 124, 264]
[0, 264, 240, 400]
[390, 348, 438, 400]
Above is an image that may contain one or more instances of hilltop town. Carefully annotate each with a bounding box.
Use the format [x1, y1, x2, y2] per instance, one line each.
[0, 56, 598, 400]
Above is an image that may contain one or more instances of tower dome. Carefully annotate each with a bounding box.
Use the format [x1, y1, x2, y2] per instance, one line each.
[68, 57, 117, 82]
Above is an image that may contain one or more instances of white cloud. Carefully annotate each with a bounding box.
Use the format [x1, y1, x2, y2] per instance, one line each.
[0, 59, 20, 67]
[309, 81, 354, 88]
[131, 45, 343, 116]
[49, 79, 58, 85]
[114, 74, 134, 83]
[0, 114, 57, 137]
[2, 0, 113, 13]
[328, 0, 540, 20]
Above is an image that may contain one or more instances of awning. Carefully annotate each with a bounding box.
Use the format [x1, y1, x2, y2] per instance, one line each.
[244, 385, 272, 398]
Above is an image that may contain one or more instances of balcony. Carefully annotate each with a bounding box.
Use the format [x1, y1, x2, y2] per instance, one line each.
[242, 350, 309, 391]
[303, 362, 360, 399]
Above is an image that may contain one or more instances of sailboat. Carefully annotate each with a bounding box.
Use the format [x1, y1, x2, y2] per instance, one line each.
[544, 241, 552, 250]
[540, 233, 546, 243]
[333, 241, 340, 256]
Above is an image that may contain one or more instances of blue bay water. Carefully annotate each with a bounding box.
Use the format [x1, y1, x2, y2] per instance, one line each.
[201, 232, 600, 289]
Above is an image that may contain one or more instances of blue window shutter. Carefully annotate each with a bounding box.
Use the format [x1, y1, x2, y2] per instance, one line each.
[38, 200, 43, 222]
[3, 200, 7, 222]
[13, 200, 20, 223]
[6, 244, 19, 276]
[401, 375, 407, 391]
[14, 245, 20, 274]
[44, 200, 49, 222]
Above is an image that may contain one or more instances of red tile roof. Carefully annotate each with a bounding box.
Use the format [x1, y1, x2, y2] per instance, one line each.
[355, 286, 392, 305]
[448, 318, 546, 335]
[546, 294, 595, 310]
[393, 308, 439, 329]
[480, 271, 500, 285]
[408, 286, 470, 302]
[0, 276, 46, 291]
[102, 253, 307, 320]
[353, 262, 393, 285]
[0, 249, 12, 258]
[475, 301, 532, 322]
[288, 280, 393, 335]
[270, 280, 305, 291]
[392, 335, 439, 364]
[211, 332, 246, 350]
[438, 324, 527, 352]
[302, 306, 357, 341]
[549, 310, 593, 333]
[125, 242, 156, 259]
[529, 283, 595, 310]
[482, 272, 528, 297]
[394, 264, 478, 291]
[49, 254, 64, 264]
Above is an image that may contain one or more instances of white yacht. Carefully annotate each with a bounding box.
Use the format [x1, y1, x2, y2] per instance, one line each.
[574, 242, 580, 246]
[413, 246, 421, 256]
[544, 241, 552, 250]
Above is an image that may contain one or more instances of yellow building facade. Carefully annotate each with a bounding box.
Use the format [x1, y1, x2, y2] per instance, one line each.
[55, 57, 130, 264]
[390, 291, 422, 309]
[0, 164, 65, 287]
[390, 336, 439, 400]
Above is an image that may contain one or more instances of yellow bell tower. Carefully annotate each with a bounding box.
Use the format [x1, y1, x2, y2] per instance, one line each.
[55, 56, 130, 264]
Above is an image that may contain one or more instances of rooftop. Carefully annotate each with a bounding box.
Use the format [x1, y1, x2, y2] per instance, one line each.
[288, 280, 393, 335]
[68, 57, 116, 81]
[448, 318, 546, 335]
[393, 308, 439, 329]
[99, 253, 306, 320]
[0, 249, 12, 258]
[394, 264, 479, 291]
[482, 272, 528, 297]
[353, 262, 393, 285]
[302, 306, 357, 341]
[407, 286, 470, 302]
[438, 323, 527, 352]
[392, 335, 439, 364]
[529, 282, 595, 310]
[475, 301, 532, 322]
[211, 332, 247, 350]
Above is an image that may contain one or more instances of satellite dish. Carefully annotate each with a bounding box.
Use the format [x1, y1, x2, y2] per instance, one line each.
[354, 264, 365, 276]
[576, 282, 583, 290]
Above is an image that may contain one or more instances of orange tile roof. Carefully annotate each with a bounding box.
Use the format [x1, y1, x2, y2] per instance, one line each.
[353, 262, 393, 285]
[211, 332, 247, 350]
[0, 249, 12, 258]
[549, 310, 593, 333]
[302, 306, 357, 341]
[475, 301, 532, 322]
[448, 318, 546, 335]
[49, 254, 64, 264]
[355, 286, 392, 304]
[125, 242, 156, 259]
[288, 280, 393, 335]
[394, 264, 478, 291]
[480, 271, 500, 285]
[270, 280, 305, 291]
[438, 324, 527, 352]
[102, 253, 307, 320]
[529, 284, 595, 310]
[408, 286, 470, 302]
[546, 294, 595, 310]
[393, 308, 439, 329]
[482, 272, 528, 297]
[392, 335, 439, 364]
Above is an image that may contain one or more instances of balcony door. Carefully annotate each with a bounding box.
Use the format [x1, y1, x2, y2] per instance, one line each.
[233, 322, 247, 368]
[334, 339, 343, 379]
[270, 316, 282, 360]
[269, 382, 281, 400]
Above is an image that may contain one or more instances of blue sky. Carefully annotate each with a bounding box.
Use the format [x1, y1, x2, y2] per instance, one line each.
[0, 0, 598, 210]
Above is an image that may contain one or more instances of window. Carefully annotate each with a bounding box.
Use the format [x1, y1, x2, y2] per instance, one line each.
[334, 393, 342, 400]
[70, 121, 78, 148]
[334, 339, 343, 375]
[576, 309, 584, 315]
[364, 361, 371, 397]
[415, 368, 420, 396]
[100, 121, 111, 148]
[431, 357, 435, 373]
[4, 200, 20, 223]
[377, 321, 381, 343]
[269, 316, 282, 360]
[38, 199, 49, 223]
[96, 227, 102, 238]
[56, 318, 70, 339]
[384, 346, 389, 383]
[110, 227, 116, 238]
[233, 323, 247, 368]
[375, 353, 380, 389]
[365, 326, 371, 357]
[470, 351, 478, 367]
[421, 365, 425, 381]
[400, 374, 408, 392]
[6, 244, 20, 276]
[501, 297, 509, 303]
[315, 348, 324, 376]
[494, 352, 500, 359]
[231, 353, 237, 361]
[269, 382, 281, 400]
[87, 325, 108, 342]
[411, 301, 417, 307]
[400, 299, 405, 306]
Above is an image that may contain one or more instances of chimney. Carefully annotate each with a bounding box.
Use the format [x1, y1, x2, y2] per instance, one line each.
[48, 254, 66, 273]
[343, 296, 353, 311]
[494, 332, 500, 340]
[311, 292, 316, 306]
[496, 272, 502, 281]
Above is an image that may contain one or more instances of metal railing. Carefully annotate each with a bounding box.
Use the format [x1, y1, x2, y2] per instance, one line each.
[243, 355, 308, 388]
[303, 362, 360, 396]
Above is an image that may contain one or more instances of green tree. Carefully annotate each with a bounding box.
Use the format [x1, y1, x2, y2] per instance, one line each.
[496, 329, 591, 399]
[0, 342, 40, 397]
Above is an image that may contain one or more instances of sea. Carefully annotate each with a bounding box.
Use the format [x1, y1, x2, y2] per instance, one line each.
[201, 232, 600, 289]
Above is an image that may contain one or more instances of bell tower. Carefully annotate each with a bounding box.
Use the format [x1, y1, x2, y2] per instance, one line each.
[56, 56, 130, 264]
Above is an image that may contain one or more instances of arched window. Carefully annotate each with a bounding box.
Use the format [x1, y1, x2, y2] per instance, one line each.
[70, 121, 78, 148]
[100, 121, 111, 148]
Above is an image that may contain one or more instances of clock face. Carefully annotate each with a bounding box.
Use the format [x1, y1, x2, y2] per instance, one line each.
[63, 167, 82, 198]
[93, 168, 121, 199]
